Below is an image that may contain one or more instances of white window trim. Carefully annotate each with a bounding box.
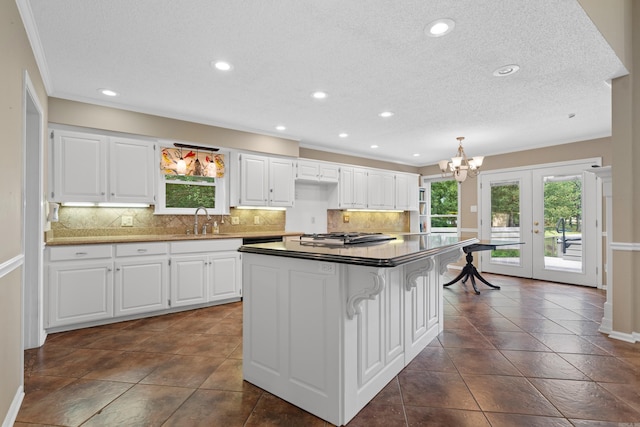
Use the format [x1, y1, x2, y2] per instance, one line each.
[154, 143, 230, 215]
[421, 175, 461, 235]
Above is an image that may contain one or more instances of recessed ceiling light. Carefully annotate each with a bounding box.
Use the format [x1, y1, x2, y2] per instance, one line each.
[312, 91, 328, 99]
[493, 64, 520, 77]
[379, 111, 394, 118]
[426, 18, 455, 37]
[212, 61, 232, 71]
[339, 133, 349, 138]
[371, 145, 379, 149]
[275, 125, 286, 131]
[99, 88, 118, 97]
[413, 153, 420, 157]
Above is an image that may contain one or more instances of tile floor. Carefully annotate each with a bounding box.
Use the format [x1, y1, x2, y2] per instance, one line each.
[17, 273, 640, 426]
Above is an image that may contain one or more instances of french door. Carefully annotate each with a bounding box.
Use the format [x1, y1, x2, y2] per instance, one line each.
[479, 161, 599, 286]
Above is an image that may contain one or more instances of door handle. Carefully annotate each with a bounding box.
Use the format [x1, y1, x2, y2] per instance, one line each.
[534, 229, 539, 234]
[533, 221, 539, 226]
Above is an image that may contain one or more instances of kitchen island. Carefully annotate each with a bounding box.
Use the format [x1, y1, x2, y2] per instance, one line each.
[239, 233, 477, 426]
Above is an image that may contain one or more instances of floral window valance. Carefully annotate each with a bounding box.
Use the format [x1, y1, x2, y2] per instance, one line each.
[161, 148, 225, 178]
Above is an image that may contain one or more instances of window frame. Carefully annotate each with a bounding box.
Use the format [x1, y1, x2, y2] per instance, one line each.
[154, 143, 229, 215]
[422, 176, 460, 234]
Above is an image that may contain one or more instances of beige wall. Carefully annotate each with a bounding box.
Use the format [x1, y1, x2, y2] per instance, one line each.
[49, 97, 299, 158]
[0, 0, 48, 422]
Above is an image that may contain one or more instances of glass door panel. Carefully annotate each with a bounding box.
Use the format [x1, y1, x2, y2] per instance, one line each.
[480, 171, 532, 277]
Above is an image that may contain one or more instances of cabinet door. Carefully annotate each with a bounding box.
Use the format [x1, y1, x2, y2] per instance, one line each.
[296, 160, 320, 181]
[114, 257, 168, 316]
[395, 174, 418, 210]
[240, 154, 269, 206]
[209, 252, 241, 302]
[269, 158, 295, 207]
[110, 137, 155, 203]
[171, 255, 208, 307]
[318, 163, 339, 183]
[339, 167, 355, 208]
[404, 261, 439, 361]
[51, 130, 107, 202]
[352, 168, 368, 208]
[368, 170, 395, 209]
[48, 261, 113, 327]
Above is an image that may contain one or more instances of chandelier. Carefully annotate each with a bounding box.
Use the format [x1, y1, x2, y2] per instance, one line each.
[438, 137, 485, 182]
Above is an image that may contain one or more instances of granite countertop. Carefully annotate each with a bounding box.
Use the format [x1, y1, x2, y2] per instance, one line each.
[239, 234, 478, 267]
[46, 231, 304, 246]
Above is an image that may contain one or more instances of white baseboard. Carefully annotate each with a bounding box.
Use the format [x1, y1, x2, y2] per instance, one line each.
[608, 330, 638, 344]
[2, 385, 24, 427]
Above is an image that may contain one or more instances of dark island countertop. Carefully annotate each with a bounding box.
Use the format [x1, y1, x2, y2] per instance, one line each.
[239, 234, 478, 267]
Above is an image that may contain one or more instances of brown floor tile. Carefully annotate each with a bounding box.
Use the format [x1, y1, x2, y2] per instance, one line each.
[437, 328, 495, 349]
[531, 333, 610, 355]
[176, 333, 241, 357]
[20, 375, 77, 414]
[582, 334, 640, 358]
[404, 346, 457, 372]
[168, 316, 224, 334]
[245, 392, 327, 426]
[129, 331, 198, 354]
[141, 354, 226, 388]
[508, 317, 574, 334]
[469, 316, 524, 332]
[404, 406, 489, 427]
[347, 403, 406, 426]
[484, 412, 573, 426]
[501, 350, 589, 380]
[205, 317, 243, 336]
[24, 345, 76, 376]
[369, 377, 403, 406]
[82, 384, 194, 426]
[82, 351, 173, 382]
[398, 370, 480, 410]
[162, 388, 262, 427]
[443, 315, 475, 329]
[480, 331, 551, 351]
[552, 319, 604, 335]
[559, 353, 640, 383]
[83, 329, 155, 350]
[16, 379, 132, 425]
[530, 378, 640, 422]
[446, 347, 521, 376]
[599, 382, 640, 413]
[537, 307, 589, 321]
[32, 348, 124, 378]
[200, 358, 261, 393]
[462, 374, 561, 416]
[45, 327, 118, 348]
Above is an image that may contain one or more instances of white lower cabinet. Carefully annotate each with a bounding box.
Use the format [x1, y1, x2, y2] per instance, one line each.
[170, 239, 242, 307]
[46, 238, 242, 330]
[48, 260, 114, 327]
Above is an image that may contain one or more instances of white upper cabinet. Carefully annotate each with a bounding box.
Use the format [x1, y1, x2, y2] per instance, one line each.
[234, 153, 294, 207]
[395, 173, 419, 211]
[50, 129, 155, 204]
[296, 159, 339, 183]
[109, 137, 156, 203]
[368, 170, 395, 210]
[51, 130, 108, 202]
[333, 166, 367, 209]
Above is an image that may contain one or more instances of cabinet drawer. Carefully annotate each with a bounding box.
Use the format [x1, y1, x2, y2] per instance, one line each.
[48, 245, 113, 261]
[116, 242, 168, 257]
[171, 238, 242, 254]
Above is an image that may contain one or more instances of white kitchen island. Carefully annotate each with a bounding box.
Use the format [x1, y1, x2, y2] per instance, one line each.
[239, 234, 476, 426]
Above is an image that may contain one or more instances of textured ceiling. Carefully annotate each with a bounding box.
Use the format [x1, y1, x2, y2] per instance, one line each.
[19, 0, 626, 166]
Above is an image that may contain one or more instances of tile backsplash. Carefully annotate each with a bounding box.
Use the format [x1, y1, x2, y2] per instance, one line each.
[50, 206, 286, 238]
[49, 206, 410, 239]
[327, 210, 410, 233]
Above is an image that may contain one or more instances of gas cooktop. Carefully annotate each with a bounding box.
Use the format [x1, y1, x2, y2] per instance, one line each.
[299, 232, 396, 246]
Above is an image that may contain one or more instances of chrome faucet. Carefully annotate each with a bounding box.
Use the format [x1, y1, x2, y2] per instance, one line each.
[194, 206, 211, 235]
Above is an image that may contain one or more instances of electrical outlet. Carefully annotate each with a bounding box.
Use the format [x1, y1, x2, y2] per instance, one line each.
[231, 216, 240, 225]
[254, 216, 260, 225]
[121, 215, 133, 227]
[343, 214, 350, 223]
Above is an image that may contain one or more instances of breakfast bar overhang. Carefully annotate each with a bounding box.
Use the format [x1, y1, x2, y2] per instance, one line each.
[239, 234, 477, 426]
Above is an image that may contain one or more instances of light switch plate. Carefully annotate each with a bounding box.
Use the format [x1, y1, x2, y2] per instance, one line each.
[254, 216, 260, 225]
